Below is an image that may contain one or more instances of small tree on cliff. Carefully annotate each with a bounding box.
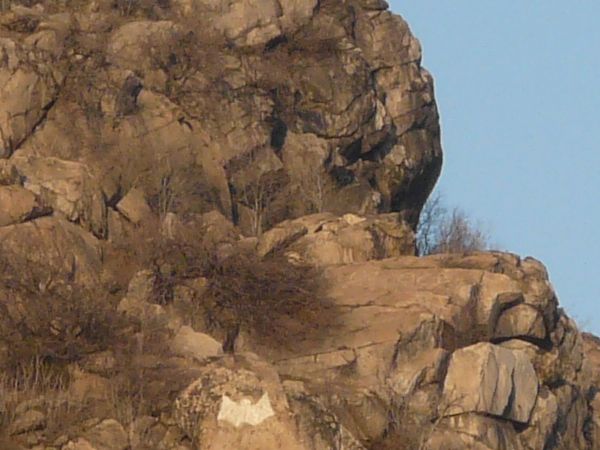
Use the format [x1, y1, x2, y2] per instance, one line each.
[417, 192, 490, 255]
[231, 167, 288, 237]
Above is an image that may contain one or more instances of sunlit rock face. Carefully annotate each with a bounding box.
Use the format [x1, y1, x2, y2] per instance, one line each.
[2, 3, 600, 450]
[0, 0, 441, 240]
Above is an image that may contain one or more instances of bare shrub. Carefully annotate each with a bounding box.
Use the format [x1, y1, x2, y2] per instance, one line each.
[142, 227, 335, 349]
[370, 394, 468, 450]
[112, 0, 169, 17]
[225, 149, 290, 237]
[234, 169, 289, 237]
[204, 250, 332, 347]
[0, 252, 127, 368]
[417, 192, 490, 256]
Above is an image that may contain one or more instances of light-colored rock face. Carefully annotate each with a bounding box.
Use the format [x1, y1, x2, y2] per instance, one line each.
[231, 252, 590, 450]
[0, 0, 441, 240]
[174, 354, 363, 450]
[0, 4, 599, 450]
[13, 156, 107, 237]
[442, 342, 538, 424]
[257, 212, 416, 263]
[0, 185, 49, 226]
[0, 37, 61, 158]
[170, 325, 223, 362]
[115, 187, 152, 225]
[0, 216, 102, 286]
[494, 303, 547, 341]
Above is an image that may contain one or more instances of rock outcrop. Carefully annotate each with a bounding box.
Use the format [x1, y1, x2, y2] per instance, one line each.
[0, 0, 441, 246]
[0, 2, 598, 450]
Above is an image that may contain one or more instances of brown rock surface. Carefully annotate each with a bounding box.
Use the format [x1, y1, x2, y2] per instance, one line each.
[257, 212, 415, 262]
[0, 3, 598, 450]
[0, 0, 441, 239]
[174, 353, 364, 450]
[13, 156, 107, 237]
[441, 342, 538, 423]
[0, 216, 102, 286]
[0, 185, 49, 226]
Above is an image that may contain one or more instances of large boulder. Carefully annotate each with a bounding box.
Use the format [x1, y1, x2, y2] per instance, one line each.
[174, 353, 363, 449]
[257, 213, 415, 263]
[13, 156, 107, 238]
[0, 185, 49, 226]
[0, 216, 103, 287]
[494, 303, 547, 342]
[441, 342, 538, 424]
[6, 0, 442, 233]
[0, 37, 62, 158]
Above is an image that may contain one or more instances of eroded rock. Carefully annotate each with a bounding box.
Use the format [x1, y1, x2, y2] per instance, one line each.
[174, 353, 361, 449]
[442, 342, 538, 424]
[0, 185, 49, 226]
[0, 216, 102, 286]
[13, 156, 107, 237]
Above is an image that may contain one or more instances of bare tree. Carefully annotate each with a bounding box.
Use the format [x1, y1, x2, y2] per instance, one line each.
[297, 168, 329, 214]
[417, 192, 490, 256]
[236, 169, 287, 237]
[416, 191, 446, 256]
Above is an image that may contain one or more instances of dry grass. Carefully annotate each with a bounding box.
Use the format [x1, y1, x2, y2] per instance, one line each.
[0, 358, 82, 438]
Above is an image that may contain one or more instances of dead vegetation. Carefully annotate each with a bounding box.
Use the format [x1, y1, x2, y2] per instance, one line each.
[0, 251, 126, 369]
[145, 226, 336, 350]
[417, 192, 491, 256]
[0, 358, 83, 442]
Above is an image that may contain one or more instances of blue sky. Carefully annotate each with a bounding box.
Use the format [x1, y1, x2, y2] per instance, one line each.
[389, 1, 600, 333]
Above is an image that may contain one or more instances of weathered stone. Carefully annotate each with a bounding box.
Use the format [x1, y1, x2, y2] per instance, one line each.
[174, 353, 361, 449]
[83, 419, 128, 450]
[0, 216, 103, 286]
[256, 220, 308, 257]
[442, 342, 538, 424]
[519, 387, 559, 450]
[550, 383, 590, 450]
[198, 210, 241, 246]
[130, 416, 167, 450]
[117, 295, 168, 328]
[116, 188, 153, 225]
[127, 270, 155, 302]
[68, 368, 112, 403]
[388, 348, 449, 397]
[107, 21, 181, 71]
[589, 391, 600, 450]
[426, 414, 524, 450]
[494, 304, 547, 341]
[8, 409, 46, 435]
[63, 438, 96, 450]
[0, 160, 22, 185]
[0, 185, 49, 226]
[0, 38, 60, 158]
[258, 213, 416, 265]
[13, 156, 107, 237]
[170, 326, 223, 362]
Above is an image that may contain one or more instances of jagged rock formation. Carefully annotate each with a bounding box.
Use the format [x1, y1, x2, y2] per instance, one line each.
[0, 2, 599, 450]
[0, 0, 441, 246]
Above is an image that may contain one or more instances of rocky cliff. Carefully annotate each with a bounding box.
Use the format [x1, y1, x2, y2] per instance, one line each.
[0, 1, 598, 450]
